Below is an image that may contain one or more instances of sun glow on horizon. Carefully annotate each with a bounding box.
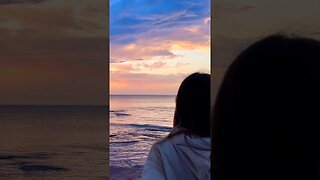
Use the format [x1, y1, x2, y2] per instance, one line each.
[110, 0, 210, 95]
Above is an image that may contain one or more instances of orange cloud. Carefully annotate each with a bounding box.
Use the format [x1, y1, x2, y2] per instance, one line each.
[0, 0, 106, 38]
[110, 16, 210, 62]
[111, 62, 141, 72]
[170, 40, 210, 51]
[110, 72, 189, 95]
[110, 0, 210, 95]
[110, 81, 128, 90]
[0, 0, 107, 105]
[137, 61, 167, 70]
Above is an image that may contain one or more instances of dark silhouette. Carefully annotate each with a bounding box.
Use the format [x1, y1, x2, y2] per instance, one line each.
[213, 35, 320, 180]
[172, 72, 211, 137]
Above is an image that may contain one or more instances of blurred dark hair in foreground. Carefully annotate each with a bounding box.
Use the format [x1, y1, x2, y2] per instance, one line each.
[173, 72, 211, 137]
[213, 34, 320, 180]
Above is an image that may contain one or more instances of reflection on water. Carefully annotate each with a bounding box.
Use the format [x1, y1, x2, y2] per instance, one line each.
[110, 95, 175, 179]
[0, 105, 108, 179]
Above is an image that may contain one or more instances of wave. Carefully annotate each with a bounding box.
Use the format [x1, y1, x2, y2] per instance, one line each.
[109, 110, 125, 113]
[128, 124, 172, 132]
[115, 113, 131, 117]
[20, 165, 67, 172]
[0, 153, 49, 160]
[0, 152, 67, 173]
[110, 140, 139, 144]
[110, 123, 172, 133]
[110, 110, 131, 117]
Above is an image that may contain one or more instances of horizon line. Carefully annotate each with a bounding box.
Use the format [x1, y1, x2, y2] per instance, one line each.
[110, 94, 176, 96]
[0, 104, 107, 106]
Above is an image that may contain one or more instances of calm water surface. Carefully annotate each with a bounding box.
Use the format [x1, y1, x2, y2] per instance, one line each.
[0, 105, 108, 179]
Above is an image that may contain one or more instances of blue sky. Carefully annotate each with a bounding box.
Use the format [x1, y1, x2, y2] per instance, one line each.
[110, 0, 211, 95]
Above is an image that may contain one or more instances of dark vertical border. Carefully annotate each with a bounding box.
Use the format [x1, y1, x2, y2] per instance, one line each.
[210, 0, 214, 178]
[106, 0, 110, 178]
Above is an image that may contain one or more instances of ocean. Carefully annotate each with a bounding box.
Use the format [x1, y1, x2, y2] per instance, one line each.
[109, 95, 175, 180]
[0, 96, 175, 179]
[0, 105, 108, 179]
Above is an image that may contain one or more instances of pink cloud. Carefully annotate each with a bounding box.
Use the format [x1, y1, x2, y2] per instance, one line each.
[110, 72, 189, 95]
[110, 17, 210, 61]
[137, 61, 167, 70]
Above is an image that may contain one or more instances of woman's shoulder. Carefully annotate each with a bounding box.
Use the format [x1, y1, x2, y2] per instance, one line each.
[153, 131, 210, 152]
[145, 131, 211, 180]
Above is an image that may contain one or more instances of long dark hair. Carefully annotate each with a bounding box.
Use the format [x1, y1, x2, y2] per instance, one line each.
[213, 34, 320, 180]
[169, 72, 211, 138]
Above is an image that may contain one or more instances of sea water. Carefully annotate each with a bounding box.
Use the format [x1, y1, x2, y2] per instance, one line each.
[109, 95, 175, 179]
[0, 105, 108, 179]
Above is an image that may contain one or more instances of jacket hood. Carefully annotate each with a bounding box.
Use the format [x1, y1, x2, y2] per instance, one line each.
[169, 133, 211, 179]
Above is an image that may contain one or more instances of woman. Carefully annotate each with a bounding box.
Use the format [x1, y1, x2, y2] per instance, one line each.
[141, 72, 211, 180]
[213, 35, 320, 180]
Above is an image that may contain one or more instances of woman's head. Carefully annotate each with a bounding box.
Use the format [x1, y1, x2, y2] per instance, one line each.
[173, 72, 211, 137]
[213, 34, 320, 179]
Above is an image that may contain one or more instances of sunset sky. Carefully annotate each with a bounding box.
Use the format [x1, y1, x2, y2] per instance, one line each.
[1, 0, 319, 103]
[0, 0, 107, 105]
[110, 0, 211, 95]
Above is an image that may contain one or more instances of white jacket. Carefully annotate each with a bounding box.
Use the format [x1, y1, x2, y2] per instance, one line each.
[141, 132, 211, 180]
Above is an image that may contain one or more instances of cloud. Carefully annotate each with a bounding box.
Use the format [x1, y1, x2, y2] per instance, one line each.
[175, 62, 190, 68]
[111, 63, 141, 72]
[110, 3, 209, 40]
[0, 33, 107, 66]
[0, 0, 107, 37]
[110, 0, 210, 94]
[0, 0, 108, 65]
[215, 3, 256, 12]
[110, 42, 178, 61]
[0, 0, 108, 105]
[0, 62, 107, 105]
[110, 0, 209, 35]
[110, 24, 210, 61]
[213, 2, 256, 21]
[110, 71, 189, 95]
[138, 61, 167, 70]
[111, 61, 168, 72]
[110, 0, 210, 61]
[110, 59, 126, 64]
